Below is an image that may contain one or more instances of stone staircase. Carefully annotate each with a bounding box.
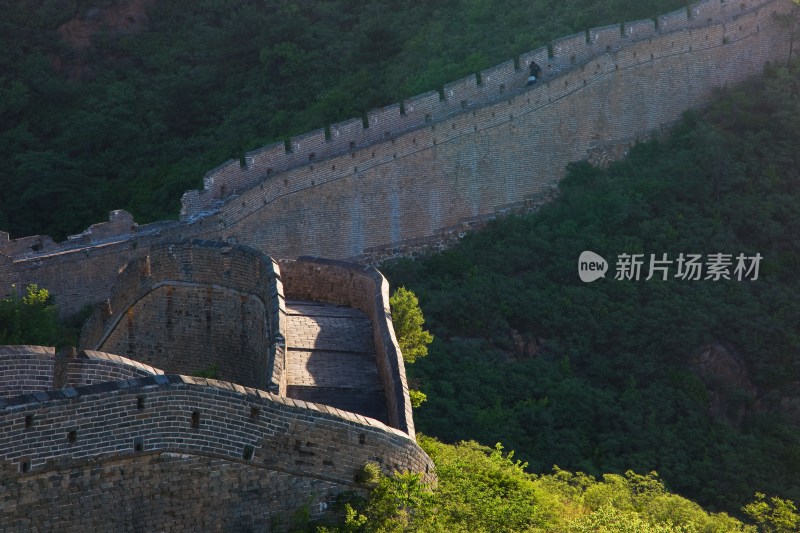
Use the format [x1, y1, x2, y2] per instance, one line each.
[285, 300, 389, 424]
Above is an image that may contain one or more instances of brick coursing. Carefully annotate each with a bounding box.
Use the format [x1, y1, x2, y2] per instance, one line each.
[0, 374, 433, 532]
[0, 346, 56, 398]
[79, 240, 287, 394]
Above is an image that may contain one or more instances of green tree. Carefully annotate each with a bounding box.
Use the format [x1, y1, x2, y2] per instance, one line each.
[743, 493, 800, 533]
[390, 287, 433, 365]
[0, 284, 59, 345]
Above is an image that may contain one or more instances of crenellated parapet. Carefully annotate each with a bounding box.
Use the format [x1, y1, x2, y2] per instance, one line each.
[177, 0, 784, 221]
[0, 369, 433, 531]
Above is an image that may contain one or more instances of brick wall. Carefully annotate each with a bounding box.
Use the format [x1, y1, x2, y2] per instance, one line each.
[0, 373, 434, 531]
[1, 453, 344, 532]
[79, 240, 286, 393]
[279, 257, 414, 439]
[56, 350, 164, 388]
[0, 346, 55, 397]
[211, 0, 792, 261]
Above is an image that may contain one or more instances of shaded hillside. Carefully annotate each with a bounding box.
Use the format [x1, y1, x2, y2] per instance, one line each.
[0, 0, 684, 239]
[382, 62, 800, 512]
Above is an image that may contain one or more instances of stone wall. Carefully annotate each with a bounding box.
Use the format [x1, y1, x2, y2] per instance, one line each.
[0, 372, 434, 532]
[2, 453, 344, 532]
[0, 0, 794, 319]
[0, 346, 55, 397]
[79, 240, 286, 393]
[55, 349, 165, 388]
[205, 0, 792, 261]
[279, 257, 414, 439]
[177, 0, 786, 220]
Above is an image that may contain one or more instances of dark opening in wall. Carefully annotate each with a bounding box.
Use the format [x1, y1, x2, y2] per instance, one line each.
[606, 45, 611, 53]
[570, 54, 576, 64]
[20, 457, 30, 473]
[25, 415, 33, 428]
[242, 444, 255, 460]
[267, 168, 273, 176]
[137, 396, 145, 409]
[220, 185, 227, 197]
[133, 436, 144, 452]
[250, 406, 260, 419]
[460, 100, 468, 110]
[425, 113, 431, 123]
[191, 411, 200, 429]
[67, 430, 77, 443]
[308, 152, 315, 161]
[499, 83, 506, 94]
[359, 434, 366, 445]
[349, 141, 356, 150]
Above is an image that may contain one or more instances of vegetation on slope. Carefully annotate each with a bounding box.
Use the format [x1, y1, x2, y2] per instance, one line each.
[382, 61, 800, 513]
[0, 0, 685, 239]
[0, 285, 59, 345]
[317, 436, 766, 532]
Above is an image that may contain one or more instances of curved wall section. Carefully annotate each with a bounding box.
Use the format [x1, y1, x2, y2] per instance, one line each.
[0, 346, 55, 398]
[79, 240, 287, 393]
[0, 373, 434, 531]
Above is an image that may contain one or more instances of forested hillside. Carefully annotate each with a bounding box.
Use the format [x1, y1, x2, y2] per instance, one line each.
[0, 0, 684, 239]
[383, 62, 800, 514]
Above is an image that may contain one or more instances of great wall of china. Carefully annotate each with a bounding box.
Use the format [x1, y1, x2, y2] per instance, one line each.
[1, 241, 431, 530]
[0, 0, 796, 529]
[0, 0, 794, 319]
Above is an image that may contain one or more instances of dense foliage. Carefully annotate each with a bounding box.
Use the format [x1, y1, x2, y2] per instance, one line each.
[382, 62, 800, 513]
[390, 287, 434, 365]
[317, 437, 751, 532]
[0, 284, 59, 345]
[0, 0, 685, 239]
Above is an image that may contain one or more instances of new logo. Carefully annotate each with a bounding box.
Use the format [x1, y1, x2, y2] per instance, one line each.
[578, 251, 608, 283]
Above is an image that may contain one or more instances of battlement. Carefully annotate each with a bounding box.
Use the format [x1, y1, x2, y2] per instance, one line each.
[177, 0, 785, 221]
[0, 369, 433, 530]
